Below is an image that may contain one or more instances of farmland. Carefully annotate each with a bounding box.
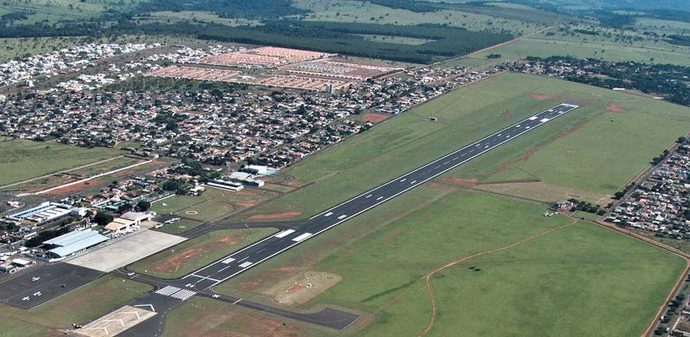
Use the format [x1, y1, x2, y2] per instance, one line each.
[129, 227, 276, 279]
[238, 72, 690, 220]
[216, 188, 684, 337]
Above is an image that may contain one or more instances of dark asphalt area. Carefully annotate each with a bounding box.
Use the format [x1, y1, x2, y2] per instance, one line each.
[0, 263, 102, 309]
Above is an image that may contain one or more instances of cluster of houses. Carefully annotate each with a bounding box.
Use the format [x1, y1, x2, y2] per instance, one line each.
[606, 142, 690, 239]
[0, 43, 160, 87]
[0, 50, 495, 168]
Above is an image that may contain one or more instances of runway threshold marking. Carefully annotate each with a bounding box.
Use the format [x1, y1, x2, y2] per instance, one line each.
[274, 229, 296, 238]
[292, 233, 313, 242]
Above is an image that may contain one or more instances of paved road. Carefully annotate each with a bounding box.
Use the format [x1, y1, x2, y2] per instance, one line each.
[117, 102, 578, 335]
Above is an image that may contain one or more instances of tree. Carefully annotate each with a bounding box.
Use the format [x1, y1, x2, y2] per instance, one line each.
[136, 200, 151, 212]
[93, 211, 113, 227]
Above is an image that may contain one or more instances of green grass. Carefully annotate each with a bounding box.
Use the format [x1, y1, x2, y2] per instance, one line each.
[462, 37, 690, 68]
[151, 188, 237, 222]
[143, 11, 261, 27]
[0, 275, 152, 337]
[152, 187, 279, 223]
[129, 227, 276, 279]
[0, 137, 121, 187]
[301, 0, 546, 36]
[357, 34, 434, 45]
[239, 73, 690, 220]
[158, 218, 204, 234]
[219, 188, 684, 337]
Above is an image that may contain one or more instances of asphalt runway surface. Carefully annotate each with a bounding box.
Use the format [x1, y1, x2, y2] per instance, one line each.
[0, 263, 102, 309]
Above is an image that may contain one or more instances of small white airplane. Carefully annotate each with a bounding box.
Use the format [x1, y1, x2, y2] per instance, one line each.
[31, 276, 40, 282]
[22, 296, 29, 301]
[33, 291, 41, 297]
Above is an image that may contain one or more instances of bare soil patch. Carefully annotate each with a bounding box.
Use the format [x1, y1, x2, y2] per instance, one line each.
[150, 234, 239, 273]
[499, 109, 512, 121]
[606, 102, 622, 112]
[263, 271, 342, 306]
[529, 93, 549, 101]
[475, 181, 609, 204]
[442, 177, 478, 187]
[247, 211, 302, 221]
[362, 113, 390, 123]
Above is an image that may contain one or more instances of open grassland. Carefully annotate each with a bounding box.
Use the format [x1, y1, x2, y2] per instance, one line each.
[129, 227, 276, 279]
[142, 11, 261, 27]
[448, 75, 690, 195]
[0, 137, 122, 187]
[300, 0, 547, 35]
[461, 37, 690, 68]
[0, 275, 151, 337]
[152, 187, 279, 223]
[0, 0, 139, 25]
[238, 73, 690, 220]
[217, 189, 684, 337]
[162, 297, 331, 337]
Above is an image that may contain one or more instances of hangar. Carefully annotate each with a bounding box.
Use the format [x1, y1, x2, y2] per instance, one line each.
[43, 229, 109, 261]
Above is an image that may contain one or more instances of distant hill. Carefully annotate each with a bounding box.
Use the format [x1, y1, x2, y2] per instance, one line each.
[511, 0, 690, 11]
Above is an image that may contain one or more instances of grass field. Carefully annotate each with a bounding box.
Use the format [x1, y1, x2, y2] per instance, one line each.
[216, 188, 684, 337]
[299, 0, 550, 35]
[162, 297, 331, 337]
[0, 275, 151, 337]
[129, 227, 276, 279]
[0, 137, 122, 187]
[152, 187, 279, 223]
[237, 73, 690, 220]
[459, 36, 690, 69]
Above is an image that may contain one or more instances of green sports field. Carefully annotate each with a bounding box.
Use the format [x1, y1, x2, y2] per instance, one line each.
[239, 73, 690, 220]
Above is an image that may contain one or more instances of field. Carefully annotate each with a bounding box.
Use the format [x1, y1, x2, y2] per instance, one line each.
[151, 187, 279, 224]
[162, 297, 331, 337]
[237, 73, 690, 221]
[129, 227, 276, 279]
[0, 275, 151, 337]
[216, 187, 684, 337]
[0, 137, 122, 187]
[299, 0, 551, 36]
[457, 17, 690, 68]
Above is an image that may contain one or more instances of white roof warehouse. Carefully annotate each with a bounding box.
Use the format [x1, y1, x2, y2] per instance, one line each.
[43, 229, 109, 261]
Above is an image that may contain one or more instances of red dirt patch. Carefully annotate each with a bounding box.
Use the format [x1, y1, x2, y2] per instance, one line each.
[285, 283, 305, 294]
[247, 211, 302, 221]
[150, 235, 239, 273]
[361, 113, 389, 123]
[45, 178, 103, 196]
[445, 177, 478, 187]
[530, 93, 549, 101]
[235, 266, 302, 292]
[607, 102, 622, 112]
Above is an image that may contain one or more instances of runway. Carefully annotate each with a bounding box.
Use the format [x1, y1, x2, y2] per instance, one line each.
[117, 102, 579, 334]
[175, 103, 579, 291]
